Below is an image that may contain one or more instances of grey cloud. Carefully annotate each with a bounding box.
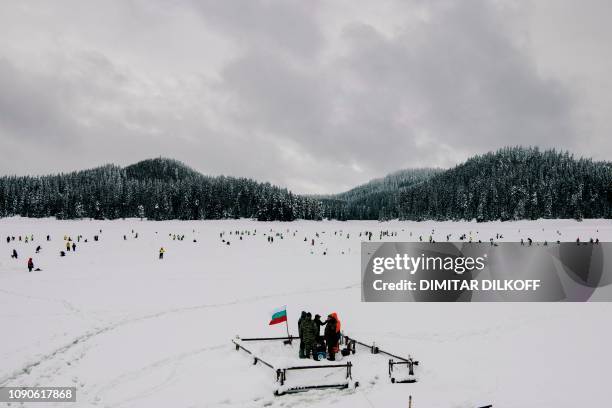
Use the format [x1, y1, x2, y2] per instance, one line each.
[189, 0, 324, 58]
[0, 0, 605, 193]
[214, 0, 575, 187]
[340, 1, 573, 152]
[0, 49, 306, 187]
[0, 58, 75, 144]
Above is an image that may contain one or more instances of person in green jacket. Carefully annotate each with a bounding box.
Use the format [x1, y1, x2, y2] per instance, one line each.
[300, 313, 316, 358]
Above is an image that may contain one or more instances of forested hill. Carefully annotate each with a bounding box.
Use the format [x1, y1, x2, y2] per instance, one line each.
[334, 168, 443, 202]
[124, 158, 200, 182]
[0, 159, 322, 221]
[318, 147, 611, 221]
[317, 168, 441, 220]
[396, 147, 612, 221]
[0, 148, 610, 221]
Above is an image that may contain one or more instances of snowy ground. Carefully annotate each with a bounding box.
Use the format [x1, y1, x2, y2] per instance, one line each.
[1, 217, 611, 408]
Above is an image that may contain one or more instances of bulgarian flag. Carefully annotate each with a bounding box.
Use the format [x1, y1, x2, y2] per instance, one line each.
[269, 305, 288, 325]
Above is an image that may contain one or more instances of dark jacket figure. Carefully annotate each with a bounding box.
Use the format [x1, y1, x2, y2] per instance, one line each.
[312, 336, 327, 361]
[11, 249, 18, 259]
[159, 247, 165, 259]
[6, 236, 9, 244]
[311, 317, 327, 361]
[72, 243, 76, 252]
[36, 245, 41, 253]
[297, 311, 307, 358]
[27, 258, 34, 272]
[313, 314, 326, 339]
[300, 313, 316, 358]
[324, 314, 340, 361]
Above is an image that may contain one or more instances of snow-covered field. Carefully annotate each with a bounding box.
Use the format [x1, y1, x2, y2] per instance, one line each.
[1, 217, 611, 408]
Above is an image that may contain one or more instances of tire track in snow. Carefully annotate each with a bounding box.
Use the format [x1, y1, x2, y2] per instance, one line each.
[0, 282, 360, 386]
[86, 344, 226, 407]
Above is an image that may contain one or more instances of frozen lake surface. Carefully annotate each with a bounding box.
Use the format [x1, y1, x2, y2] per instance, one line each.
[1, 217, 611, 407]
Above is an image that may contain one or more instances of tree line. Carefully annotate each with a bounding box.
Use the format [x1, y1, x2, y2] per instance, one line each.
[317, 168, 441, 220]
[321, 147, 611, 221]
[1, 148, 610, 222]
[396, 147, 612, 221]
[0, 158, 323, 221]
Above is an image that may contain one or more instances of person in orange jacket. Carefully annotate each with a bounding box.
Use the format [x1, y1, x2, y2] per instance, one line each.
[324, 313, 341, 360]
[331, 312, 341, 333]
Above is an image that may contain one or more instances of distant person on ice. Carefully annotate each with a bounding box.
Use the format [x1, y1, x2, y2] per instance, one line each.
[159, 247, 165, 260]
[27, 257, 34, 272]
[11, 249, 18, 259]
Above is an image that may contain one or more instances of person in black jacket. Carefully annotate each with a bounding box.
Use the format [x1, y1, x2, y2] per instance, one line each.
[313, 314, 326, 340]
[312, 314, 327, 361]
[297, 311, 307, 358]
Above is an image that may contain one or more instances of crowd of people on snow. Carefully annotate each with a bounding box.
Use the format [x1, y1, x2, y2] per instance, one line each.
[5, 225, 605, 273]
[214, 225, 604, 259]
[6, 234, 43, 272]
[297, 311, 342, 361]
[5, 231, 98, 272]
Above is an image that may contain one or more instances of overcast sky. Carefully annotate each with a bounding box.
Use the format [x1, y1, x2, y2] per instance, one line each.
[0, 1, 610, 193]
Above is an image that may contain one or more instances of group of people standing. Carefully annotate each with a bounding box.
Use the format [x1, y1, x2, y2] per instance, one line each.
[297, 311, 341, 361]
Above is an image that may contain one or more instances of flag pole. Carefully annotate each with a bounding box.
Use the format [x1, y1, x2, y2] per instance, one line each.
[285, 308, 291, 341]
